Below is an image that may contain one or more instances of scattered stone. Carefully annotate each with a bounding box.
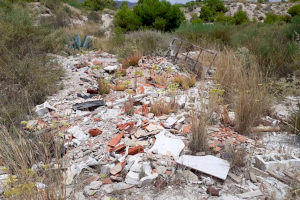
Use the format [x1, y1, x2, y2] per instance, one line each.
[74, 192, 86, 200]
[101, 165, 111, 177]
[110, 176, 123, 182]
[83, 175, 100, 185]
[237, 190, 263, 198]
[179, 170, 198, 182]
[104, 65, 118, 73]
[157, 166, 167, 174]
[89, 181, 102, 190]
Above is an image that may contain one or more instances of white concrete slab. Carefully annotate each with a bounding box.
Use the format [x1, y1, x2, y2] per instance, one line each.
[176, 155, 230, 180]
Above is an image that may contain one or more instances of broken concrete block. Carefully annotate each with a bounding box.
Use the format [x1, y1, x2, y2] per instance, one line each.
[179, 170, 198, 182]
[149, 130, 185, 158]
[104, 65, 118, 73]
[177, 155, 230, 180]
[255, 154, 300, 172]
[36, 101, 56, 117]
[67, 126, 88, 143]
[164, 117, 177, 128]
[138, 173, 158, 188]
[74, 192, 86, 200]
[237, 190, 263, 198]
[249, 166, 268, 178]
[157, 166, 167, 174]
[89, 181, 102, 190]
[125, 171, 140, 185]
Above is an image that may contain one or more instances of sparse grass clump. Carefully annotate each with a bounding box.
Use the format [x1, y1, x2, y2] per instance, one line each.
[173, 75, 196, 90]
[0, 126, 65, 199]
[150, 99, 178, 116]
[215, 50, 271, 135]
[121, 50, 142, 68]
[289, 108, 300, 135]
[0, 4, 64, 130]
[98, 78, 110, 94]
[125, 97, 134, 116]
[189, 115, 208, 154]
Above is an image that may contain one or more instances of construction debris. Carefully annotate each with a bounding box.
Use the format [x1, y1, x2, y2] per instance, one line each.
[14, 49, 299, 200]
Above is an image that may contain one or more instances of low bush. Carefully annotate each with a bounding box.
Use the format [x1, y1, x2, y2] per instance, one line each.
[215, 14, 235, 25]
[150, 99, 178, 116]
[288, 4, 300, 17]
[114, 0, 185, 33]
[233, 10, 249, 25]
[98, 78, 110, 94]
[83, 0, 116, 11]
[214, 50, 272, 135]
[199, 0, 228, 22]
[175, 21, 300, 77]
[0, 4, 64, 130]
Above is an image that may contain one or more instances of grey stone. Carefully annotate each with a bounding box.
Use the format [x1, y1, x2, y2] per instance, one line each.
[180, 170, 198, 182]
[104, 65, 118, 73]
[102, 184, 113, 194]
[83, 186, 97, 196]
[125, 171, 140, 185]
[89, 181, 102, 190]
[74, 192, 86, 200]
[157, 166, 167, 174]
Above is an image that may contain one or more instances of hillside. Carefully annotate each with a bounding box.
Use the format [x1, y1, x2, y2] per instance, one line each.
[182, 2, 298, 21]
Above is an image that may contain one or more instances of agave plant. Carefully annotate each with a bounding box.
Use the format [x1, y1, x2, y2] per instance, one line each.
[69, 33, 93, 50]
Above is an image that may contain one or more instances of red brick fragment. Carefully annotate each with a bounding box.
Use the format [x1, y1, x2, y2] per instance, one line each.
[183, 124, 192, 133]
[108, 132, 125, 147]
[87, 88, 98, 94]
[102, 178, 113, 185]
[121, 145, 144, 155]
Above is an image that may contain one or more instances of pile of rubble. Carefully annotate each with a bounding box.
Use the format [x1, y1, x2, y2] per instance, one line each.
[3, 50, 299, 200]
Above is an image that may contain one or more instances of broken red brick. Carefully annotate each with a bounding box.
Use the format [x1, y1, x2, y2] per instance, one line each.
[135, 108, 143, 115]
[236, 136, 246, 142]
[121, 145, 144, 155]
[88, 128, 102, 137]
[87, 88, 98, 94]
[113, 143, 126, 153]
[136, 86, 145, 94]
[108, 132, 125, 147]
[83, 175, 100, 184]
[143, 105, 148, 118]
[140, 83, 154, 87]
[165, 171, 171, 176]
[102, 178, 113, 185]
[183, 124, 192, 133]
[93, 60, 102, 65]
[94, 118, 102, 122]
[117, 122, 135, 130]
[153, 84, 166, 89]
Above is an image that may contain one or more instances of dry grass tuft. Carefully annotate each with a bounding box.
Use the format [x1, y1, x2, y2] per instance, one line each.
[121, 51, 142, 69]
[150, 99, 178, 116]
[173, 75, 196, 90]
[0, 126, 65, 199]
[153, 74, 171, 86]
[214, 50, 272, 135]
[125, 97, 134, 116]
[225, 140, 247, 169]
[98, 78, 110, 95]
[189, 114, 208, 154]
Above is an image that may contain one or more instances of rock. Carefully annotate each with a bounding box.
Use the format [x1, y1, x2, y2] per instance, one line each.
[110, 163, 122, 175]
[101, 165, 111, 177]
[179, 170, 198, 182]
[148, 113, 154, 119]
[125, 171, 140, 185]
[84, 186, 97, 196]
[74, 192, 86, 200]
[110, 176, 123, 182]
[237, 190, 263, 198]
[157, 166, 167, 174]
[102, 184, 113, 194]
[89, 181, 102, 190]
[83, 175, 100, 184]
[104, 65, 118, 73]
[66, 187, 73, 198]
[138, 173, 158, 188]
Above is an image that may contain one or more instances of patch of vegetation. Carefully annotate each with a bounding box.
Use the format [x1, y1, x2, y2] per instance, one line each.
[175, 18, 300, 77]
[288, 4, 300, 17]
[83, 0, 117, 11]
[0, 3, 64, 130]
[200, 0, 228, 22]
[114, 0, 185, 33]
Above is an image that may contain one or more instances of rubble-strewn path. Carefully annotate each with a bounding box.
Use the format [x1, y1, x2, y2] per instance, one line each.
[20, 51, 300, 200]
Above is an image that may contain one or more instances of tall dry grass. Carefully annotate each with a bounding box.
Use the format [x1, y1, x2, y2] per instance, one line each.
[214, 49, 272, 134]
[0, 126, 65, 199]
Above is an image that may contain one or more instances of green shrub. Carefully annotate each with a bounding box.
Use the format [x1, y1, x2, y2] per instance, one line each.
[175, 22, 300, 77]
[288, 4, 300, 17]
[114, 0, 185, 33]
[215, 14, 235, 25]
[265, 13, 292, 24]
[191, 18, 203, 24]
[233, 10, 249, 25]
[88, 11, 102, 23]
[83, 0, 117, 11]
[199, 0, 227, 22]
[0, 3, 64, 129]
